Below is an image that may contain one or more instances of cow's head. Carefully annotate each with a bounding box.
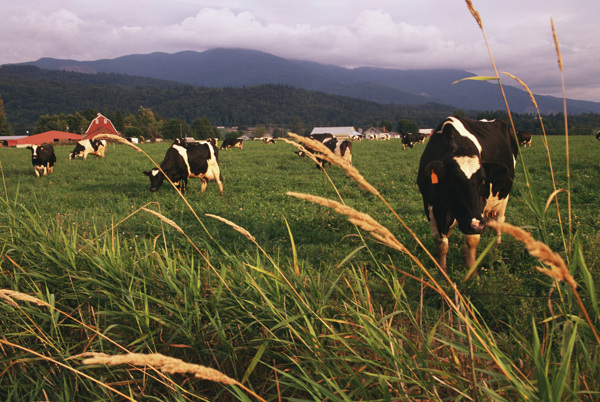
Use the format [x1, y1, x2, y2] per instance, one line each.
[143, 168, 165, 192]
[69, 144, 85, 160]
[425, 154, 488, 235]
[26, 145, 38, 157]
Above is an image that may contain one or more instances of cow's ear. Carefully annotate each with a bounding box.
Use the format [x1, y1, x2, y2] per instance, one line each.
[143, 170, 151, 176]
[425, 161, 444, 184]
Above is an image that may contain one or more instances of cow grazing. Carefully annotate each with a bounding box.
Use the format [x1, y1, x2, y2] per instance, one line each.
[417, 116, 518, 272]
[263, 137, 276, 144]
[516, 131, 532, 147]
[220, 138, 244, 150]
[69, 139, 107, 160]
[143, 142, 223, 195]
[27, 144, 56, 177]
[298, 136, 352, 168]
[596, 129, 600, 140]
[402, 133, 423, 149]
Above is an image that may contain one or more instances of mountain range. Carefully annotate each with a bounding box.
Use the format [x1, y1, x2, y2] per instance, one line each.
[18, 48, 600, 115]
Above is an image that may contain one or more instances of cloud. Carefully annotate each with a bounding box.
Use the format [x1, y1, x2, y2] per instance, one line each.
[1, 1, 598, 102]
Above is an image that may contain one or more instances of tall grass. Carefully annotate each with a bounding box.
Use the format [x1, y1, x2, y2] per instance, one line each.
[1, 2, 599, 401]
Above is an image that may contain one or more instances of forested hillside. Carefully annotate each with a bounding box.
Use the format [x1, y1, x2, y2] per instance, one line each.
[1, 65, 600, 137]
[0, 65, 454, 132]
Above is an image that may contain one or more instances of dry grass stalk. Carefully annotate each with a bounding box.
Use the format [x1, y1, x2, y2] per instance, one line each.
[502, 72, 538, 110]
[486, 222, 576, 290]
[287, 133, 381, 197]
[464, 0, 483, 29]
[142, 207, 185, 235]
[0, 289, 51, 308]
[205, 214, 256, 242]
[83, 352, 238, 385]
[551, 18, 563, 72]
[279, 137, 322, 166]
[287, 192, 407, 253]
[94, 133, 143, 153]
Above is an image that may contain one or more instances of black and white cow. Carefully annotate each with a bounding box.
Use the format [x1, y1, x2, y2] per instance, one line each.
[595, 129, 600, 140]
[69, 139, 107, 160]
[263, 137, 276, 144]
[220, 138, 244, 150]
[27, 144, 56, 177]
[417, 116, 518, 272]
[143, 142, 223, 195]
[401, 133, 415, 149]
[516, 131, 532, 147]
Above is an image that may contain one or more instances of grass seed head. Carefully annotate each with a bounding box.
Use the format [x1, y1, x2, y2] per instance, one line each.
[486, 221, 576, 290]
[82, 353, 238, 385]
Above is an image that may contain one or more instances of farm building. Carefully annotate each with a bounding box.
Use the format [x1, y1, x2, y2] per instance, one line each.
[82, 113, 120, 140]
[9, 131, 82, 148]
[363, 126, 394, 140]
[310, 126, 361, 139]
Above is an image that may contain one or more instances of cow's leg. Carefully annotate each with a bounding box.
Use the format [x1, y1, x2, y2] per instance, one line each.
[181, 179, 188, 194]
[34, 168, 40, 178]
[464, 234, 481, 271]
[485, 195, 510, 245]
[216, 174, 224, 196]
[429, 205, 454, 272]
[48, 164, 54, 174]
[434, 235, 449, 271]
[200, 180, 208, 194]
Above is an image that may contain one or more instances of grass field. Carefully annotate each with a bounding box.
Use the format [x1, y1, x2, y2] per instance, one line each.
[1, 135, 599, 400]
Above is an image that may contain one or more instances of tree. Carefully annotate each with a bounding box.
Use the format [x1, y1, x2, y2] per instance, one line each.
[112, 110, 125, 132]
[396, 119, 419, 135]
[161, 119, 190, 140]
[66, 112, 88, 134]
[0, 95, 13, 136]
[191, 117, 217, 140]
[290, 116, 303, 135]
[380, 119, 393, 132]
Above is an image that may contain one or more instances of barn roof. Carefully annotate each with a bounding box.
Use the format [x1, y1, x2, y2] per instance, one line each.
[310, 126, 357, 137]
[83, 113, 119, 140]
[13, 131, 82, 147]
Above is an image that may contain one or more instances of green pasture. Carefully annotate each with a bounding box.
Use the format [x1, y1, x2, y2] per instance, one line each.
[1, 137, 598, 274]
[1, 135, 599, 400]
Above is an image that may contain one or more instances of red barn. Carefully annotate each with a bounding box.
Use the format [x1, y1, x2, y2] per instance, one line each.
[13, 131, 82, 147]
[82, 113, 120, 140]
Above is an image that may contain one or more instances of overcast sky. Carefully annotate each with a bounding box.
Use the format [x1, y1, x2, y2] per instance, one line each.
[2, 1, 599, 103]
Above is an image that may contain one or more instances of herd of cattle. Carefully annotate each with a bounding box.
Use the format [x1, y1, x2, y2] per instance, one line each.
[26, 139, 107, 177]
[23, 117, 541, 271]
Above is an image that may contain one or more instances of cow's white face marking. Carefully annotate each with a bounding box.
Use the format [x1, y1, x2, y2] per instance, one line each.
[454, 156, 481, 179]
[151, 169, 159, 176]
[444, 117, 482, 154]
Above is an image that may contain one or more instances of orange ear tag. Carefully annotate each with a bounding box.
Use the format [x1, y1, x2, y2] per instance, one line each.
[431, 171, 438, 184]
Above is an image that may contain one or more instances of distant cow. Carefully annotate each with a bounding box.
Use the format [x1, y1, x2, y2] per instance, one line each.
[349, 134, 362, 141]
[69, 139, 107, 160]
[220, 138, 244, 150]
[27, 144, 56, 177]
[516, 131, 532, 147]
[143, 142, 223, 195]
[417, 116, 518, 272]
[298, 135, 352, 168]
[263, 137, 276, 144]
[402, 133, 424, 149]
[596, 129, 600, 140]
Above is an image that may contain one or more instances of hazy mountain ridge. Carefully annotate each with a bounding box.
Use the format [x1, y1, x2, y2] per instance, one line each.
[17, 48, 600, 114]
